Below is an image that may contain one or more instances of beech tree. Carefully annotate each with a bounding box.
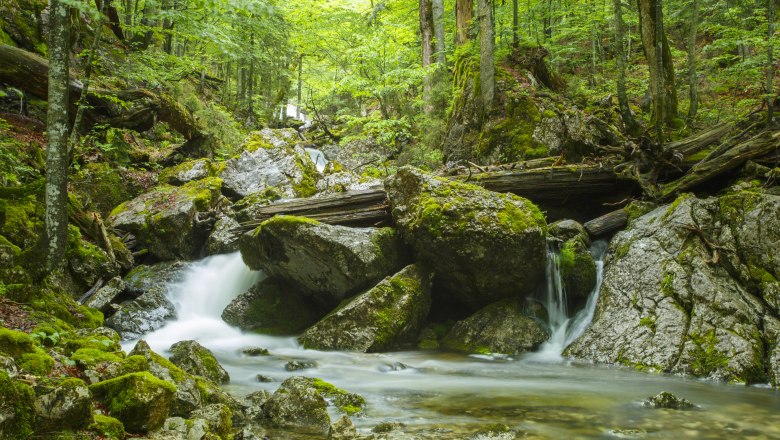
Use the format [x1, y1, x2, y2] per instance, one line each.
[478, 0, 495, 112]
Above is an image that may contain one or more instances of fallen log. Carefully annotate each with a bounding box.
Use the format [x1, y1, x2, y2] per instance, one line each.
[662, 122, 733, 157]
[583, 208, 628, 237]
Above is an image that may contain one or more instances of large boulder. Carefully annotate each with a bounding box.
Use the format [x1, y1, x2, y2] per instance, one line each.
[442, 299, 548, 355]
[385, 167, 547, 310]
[33, 378, 93, 432]
[221, 278, 324, 335]
[169, 340, 230, 384]
[89, 372, 176, 433]
[108, 177, 223, 260]
[219, 129, 320, 199]
[566, 190, 780, 385]
[239, 216, 407, 307]
[299, 264, 433, 352]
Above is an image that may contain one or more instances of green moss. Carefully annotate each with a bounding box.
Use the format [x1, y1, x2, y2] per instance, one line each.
[639, 316, 657, 332]
[661, 272, 674, 297]
[662, 193, 693, 220]
[89, 414, 126, 440]
[89, 372, 177, 432]
[18, 348, 54, 375]
[0, 327, 36, 358]
[0, 371, 36, 438]
[71, 163, 132, 217]
[687, 330, 730, 377]
[624, 201, 656, 226]
[70, 348, 124, 368]
[310, 378, 366, 415]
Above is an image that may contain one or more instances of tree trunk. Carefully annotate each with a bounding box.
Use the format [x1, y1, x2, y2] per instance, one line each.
[637, 0, 678, 135]
[432, 0, 446, 66]
[420, 0, 435, 114]
[614, 0, 638, 133]
[512, 0, 519, 45]
[478, 0, 495, 114]
[297, 55, 303, 119]
[455, 0, 473, 46]
[768, 0, 775, 123]
[45, 0, 70, 271]
[686, 0, 699, 122]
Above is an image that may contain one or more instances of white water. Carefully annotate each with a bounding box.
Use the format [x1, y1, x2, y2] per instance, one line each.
[305, 147, 328, 173]
[123, 250, 780, 439]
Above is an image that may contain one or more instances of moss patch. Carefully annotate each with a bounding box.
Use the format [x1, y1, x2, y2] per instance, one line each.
[0, 371, 35, 438]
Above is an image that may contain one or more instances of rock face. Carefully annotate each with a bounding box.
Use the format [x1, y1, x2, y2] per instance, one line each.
[221, 278, 324, 334]
[385, 167, 547, 310]
[219, 129, 319, 199]
[442, 299, 548, 355]
[239, 216, 407, 306]
[33, 378, 93, 432]
[108, 178, 223, 260]
[169, 340, 230, 384]
[567, 190, 780, 385]
[89, 372, 176, 433]
[299, 264, 433, 352]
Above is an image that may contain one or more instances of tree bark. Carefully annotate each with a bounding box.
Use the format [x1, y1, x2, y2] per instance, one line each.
[637, 0, 678, 134]
[478, 0, 495, 113]
[420, 0, 435, 114]
[432, 0, 446, 66]
[686, 0, 699, 122]
[512, 0, 519, 45]
[455, 0, 474, 46]
[45, 0, 70, 271]
[768, 0, 775, 123]
[613, 0, 639, 133]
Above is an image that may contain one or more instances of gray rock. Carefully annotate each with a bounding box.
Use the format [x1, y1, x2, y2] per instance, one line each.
[159, 158, 215, 185]
[108, 178, 223, 260]
[549, 219, 590, 244]
[151, 416, 209, 440]
[84, 276, 126, 314]
[262, 376, 331, 434]
[221, 278, 324, 335]
[189, 403, 232, 439]
[241, 347, 269, 356]
[328, 415, 358, 440]
[442, 299, 548, 355]
[327, 137, 386, 170]
[285, 360, 318, 371]
[239, 216, 407, 306]
[385, 167, 547, 310]
[566, 190, 780, 385]
[205, 215, 240, 255]
[243, 390, 273, 421]
[299, 264, 433, 352]
[642, 391, 694, 409]
[219, 129, 319, 199]
[89, 372, 175, 434]
[315, 167, 382, 195]
[169, 340, 230, 384]
[34, 378, 93, 432]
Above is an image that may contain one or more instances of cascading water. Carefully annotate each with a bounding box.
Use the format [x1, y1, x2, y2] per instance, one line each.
[530, 240, 607, 362]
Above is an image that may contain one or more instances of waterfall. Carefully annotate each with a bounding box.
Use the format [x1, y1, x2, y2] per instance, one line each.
[530, 240, 607, 361]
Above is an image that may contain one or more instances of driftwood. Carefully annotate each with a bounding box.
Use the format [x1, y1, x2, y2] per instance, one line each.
[584, 209, 629, 237]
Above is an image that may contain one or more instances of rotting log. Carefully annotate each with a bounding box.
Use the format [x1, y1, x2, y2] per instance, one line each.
[662, 121, 733, 157]
[584, 208, 629, 237]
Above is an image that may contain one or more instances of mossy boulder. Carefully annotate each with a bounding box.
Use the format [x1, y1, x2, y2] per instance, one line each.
[239, 216, 407, 307]
[0, 195, 43, 250]
[385, 167, 547, 310]
[0, 371, 35, 439]
[108, 177, 223, 260]
[221, 277, 325, 335]
[169, 340, 230, 384]
[159, 158, 217, 185]
[219, 128, 320, 199]
[299, 264, 433, 352]
[558, 236, 597, 306]
[71, 162, 135, 218]
[65, 225, 121, 292]
[0, 328, 35, 358]
[89, 372, 176, 433]
[442, 299, 548, 355]
[89, 414, 125, 439]
[567, 190, 780, 385]
[33, 378, 93, 432]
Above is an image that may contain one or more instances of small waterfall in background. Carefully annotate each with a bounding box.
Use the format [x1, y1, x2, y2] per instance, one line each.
[305, 147, 328, 173]
[530, 240, 607, 361]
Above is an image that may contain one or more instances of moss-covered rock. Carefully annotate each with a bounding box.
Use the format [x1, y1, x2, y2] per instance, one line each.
[189, 403, 233, 439]
[0, 194, 43, 250]
[169, 340, 230, 384]
[221, 277, 325, 335]
[558, 236, 597, 306]
[108, 178, 223, 260]
[159, 158, 217, 186]
[0, 327, 35, 358]
[442, 299, 548, 355]
[18, 348, 54, 375]
[33, 377, 93, 432]
[299, 264, 433, 352]
[89, 371, 176, 433]
[65, 225, 121, 292]
[385, 167, 547, 310]
[89, 414, 126, 440]
[239, 216, 407, 307]
[0, 371, 35, 439]
[71, 162, 135, 218]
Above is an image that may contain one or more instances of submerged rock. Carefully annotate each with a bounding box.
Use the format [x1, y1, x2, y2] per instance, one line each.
[33, 378, 93, 432]
[642, 391, 694, 409]
[285, 360, 318, 371]
[221, 278, 324, 334]
[442, 299, 548, 355]
[169, 340, 230, 384]
[299, 264, 433, 352]
[89, 372, 176, 433]
[239, 215, 407, 306]
[566, 190, 780, 385]
[385, 167, 547, 310]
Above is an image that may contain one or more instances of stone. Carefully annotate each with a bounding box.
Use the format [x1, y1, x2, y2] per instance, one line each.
[243, 389, 273, 421]
[84, 276, 126, 315]
[299, 264, 433, 352]
[89, 372, 176, 433]
[34, 378, 93, 432]
[566, 190, 780, 385]
[108, 177, 223, 260]
[442, 299, 548, 355]
[262, 376, 330, 434]
[169, 340, 230, 384]
[385, 167, 547, 310]
[256, 374, 274, 382]
[239, 215, 407, 306]
[219, 129, 319, 199]
[549, 219, 590, 245]
[285, 360, 318, 371]
[557, 235, 597, 306]
[328, 415, 358, 440]
[190, 404, 233, 439]
[159, 158, 216, 185]
[151, 416, 209, 440]
[642, 391, 694, 409]
[204, 214, 241, 255]
[241, 347, 269, 356]
[0, 355, 17, 378]
[66, 225, 121, 291]
[221, 278, 324, 334]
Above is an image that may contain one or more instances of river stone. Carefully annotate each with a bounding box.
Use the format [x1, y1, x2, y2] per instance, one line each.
[152, 417, 209, 440]
[205, 214, 241, 255]
[243, 390, 273, 421]
[89, 372, 176, 433]
[328, 415, 358, 440]
[108, 177, 223, 260]
[189, 403, 233, 439]
[263, 376, 331, 434]
[34, 378, 93, 432]
[219, 129, 319, 199]
[385, 166, 547, 310]
[221, 277, 324, 334]
[442, 299, 548, 355]
[299, 264, 433, 352]
[169, 340, 230, 384]
[642, 391, 694, 409]
[566, 190, 780, 385]
[239, 216, 407, 306]
[549, 219, 590, 245]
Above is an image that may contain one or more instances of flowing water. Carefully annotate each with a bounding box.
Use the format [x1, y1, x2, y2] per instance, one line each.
[125, 251, 780, 439]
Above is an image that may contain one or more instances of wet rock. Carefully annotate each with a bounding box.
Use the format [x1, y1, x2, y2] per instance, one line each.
[89, 372, 176, 433]
[84, 276, 126, 315]
[372, 422, 406, 433]
[190, 403, 233, 439]
[642, 391, 694, 409]
[169, 340, 230, 384]
[222, 278, 324, 334]
[239, 215, 407, 306]
[328, 415, 358, 440]
[385, 167, 547, 310]
[285, 360, 318, 371]
[219, 129, 319, 199]
[566, 190, 780, 384]
[205, 214, 241, 255]
[244, 389, 273, 421]
[159, 158, 216, 185]
[256, 374, 274, 382]
[152, 416, 209, 439]
[549, 219, 590, 244]
[108, 177, 223, 260]
[33, 378, 93, 432]
[557, 235, 597, 305]
[262, 376, 331, 434]
[299, 264, 433, 352]
[241, 347, 269, 356]
[442, 299, 548, 355]
[0, 371, 35, 438]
